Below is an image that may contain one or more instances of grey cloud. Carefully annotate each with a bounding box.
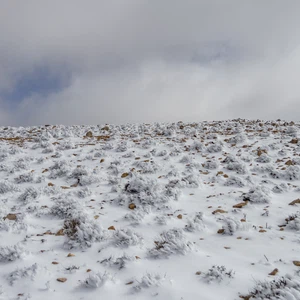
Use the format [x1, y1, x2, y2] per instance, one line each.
[0, 0, 300, 126]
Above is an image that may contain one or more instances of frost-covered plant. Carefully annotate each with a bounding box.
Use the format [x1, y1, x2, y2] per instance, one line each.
[202, 160, 219, 170]
[0, 181, 19, 194]
[241, 186, 271, 204]
[0, 243, 25, 262]
[224, 176, 245, 187]
[18, 187, 39, 204]
[124, 210, 146, 225]
[83, 271, 113, 288]
[226, 161, 247, 174]
[115, 142, 128, 152]
[77, 187, 92, 198]
[133, 273, 166, 292]
[0, 213, 27, 233]
[148, 228, 193, 258]
[283, 166, 300, 181]
[50, 196, 82, 219]
[190, 141, 204, 151]
[218, 216, 244, 235]
[179, 155, 193, 164]
[114, 228, 143, 247]
[133, 160, 160, 174]
[63, 215, 105, 249]
[185, 212, 205, 232]
[245, 274, 300, 300]
[227, 133, 246, 144]
[100, 254, 133, 270]
[272, 183, 289, 193]
[7, 263, 38, 286]
[256, 153, 271, 163]
[202, 265, 235, 284]
[284, 213, 300, 231]
[48, 160, 72, 179]
[206, 143, 222, 153]
[14, 172, 36, 184]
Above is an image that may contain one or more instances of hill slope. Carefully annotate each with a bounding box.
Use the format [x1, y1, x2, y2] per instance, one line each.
[1, 119, 300, 300]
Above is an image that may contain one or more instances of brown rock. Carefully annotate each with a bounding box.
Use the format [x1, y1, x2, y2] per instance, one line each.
[293, 261, 300, 266]
[100, 159, 105, 163]
[4, 213, 17, 221]
[52, 261, 59, 265]
[285, 160, 294, 166]
[195, 271, 201, 275]
[290, 138, 298, 144]
[233, 202, 248, 208]
[42, 169, 49, 173]
[108, 226, 116, 230]
[121, 172, 129, 178]
[48, 182, 54, 187]
[86, 269, 92, 272]
[61, 186, 70, 189]
[67, 253, 75, 257]
[177, 214, 183, 219]
[85, 131, 93, 138]
[128, 203, 136, 210]
[57, 278, 67, 283]
[259, 229, 267, 233]
[55, 229, 64, 236]
[269, 268, 279, 276]
[218, 229, 225, 234]
[212, 209, 227, 214]
[289, 199, 300, 206]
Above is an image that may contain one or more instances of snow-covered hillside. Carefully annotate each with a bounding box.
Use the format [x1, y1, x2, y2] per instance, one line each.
[1, 119, 300, 300]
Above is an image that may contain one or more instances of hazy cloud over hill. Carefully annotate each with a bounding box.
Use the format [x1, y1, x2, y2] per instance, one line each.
[0, 0, 300, 126]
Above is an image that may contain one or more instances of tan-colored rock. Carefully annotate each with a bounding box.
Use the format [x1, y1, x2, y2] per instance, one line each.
[285, 160, 294, 166]
[100, 159, 105, 163]
[293, 261, 300, 266]
[233, 202, 248, 208]
[4, 213, 17, 221]
[55, 229, 64, 236]
[269, 268, 279, 276]
[121, 172, 129, 178]
[67, 253, 75, 257]
[289, 199, 300, 206]
[195, 271, 201, 275]
[218, 229, 225, 234]
[85, 131, 93, 138]
[48, 182, 54, 187]
[57, 278, 67, 283]
[128, 203, 136, 210]
[177, 214, 183, 219]
[212, 209, 227, 214]
[52, 261, 59, 265]
[108, 226, 116, 230]
[86, 269, 92, 272]
[61, 186, 70, 189]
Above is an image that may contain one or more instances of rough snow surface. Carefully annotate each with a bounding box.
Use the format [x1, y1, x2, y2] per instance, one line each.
[0, 119, 300, 299]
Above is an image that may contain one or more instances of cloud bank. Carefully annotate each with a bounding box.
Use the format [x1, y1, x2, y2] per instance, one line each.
[0, 0, 300, 126]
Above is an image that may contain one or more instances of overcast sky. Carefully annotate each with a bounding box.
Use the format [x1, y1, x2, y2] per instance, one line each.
[0, 0, 300, 126]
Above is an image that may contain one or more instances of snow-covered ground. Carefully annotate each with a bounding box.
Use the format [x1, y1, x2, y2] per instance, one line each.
[1, 119, 300, 300]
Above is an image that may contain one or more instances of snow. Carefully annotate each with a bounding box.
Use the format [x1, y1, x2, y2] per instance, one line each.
[0, 119, 300, 299]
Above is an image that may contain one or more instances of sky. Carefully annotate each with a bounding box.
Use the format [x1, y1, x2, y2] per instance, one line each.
[0, 0, 300, 126]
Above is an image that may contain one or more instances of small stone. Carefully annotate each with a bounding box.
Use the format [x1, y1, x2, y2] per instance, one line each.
[67, 253, 75, 257]
[195, 271, 201, 275]
[48, 182, 54, 187]
[52, 262, 59, 265]
[94, 215, 99, 219]
[293, 261, 300, 266]
[55, 229, 64, 236]
[121, 172, 129, 178]
[135, 256, 141, 259]
[233, 202, 248, 208]
[289, 199, 300, 206]
[177, 214, 183, 219]
[100, 159, 105, 163]
[269, 268, 279, 276]
[212, 209, 227, 214]
[259, 229, 267, 233]
[218, 229, 225, 234]
[86, 269, 92, 272]
[126, 281, 134, 285]
[85, 131, 93, 138]
[57, 278, 67, 283]
[4, 213, 17, 221]
[108, 226, 115, 230]
[128, 203, 136, 210]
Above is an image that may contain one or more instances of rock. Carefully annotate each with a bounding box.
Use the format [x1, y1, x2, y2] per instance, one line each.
[4, 213, 17, 221]
[101, 126, 110, 131]
[259, 229, 267, 233]
[177, 214, 183, 219]
[212, 209, 227, 214]
[85, 131, 93, 138]
[100, 159, 105, 163]
[126, 281, 134, 285]
[269, 268, 279, 276]
[289, 199, 300, 205]
[218, 229, 225, 234]
[285, 160, 294, 166]
[290, 138, 298, 144]
[67, 253, 75, 257]
[195, 271, 201, 275]
[86, 269, 92, 272]
[48, 182, 54, 187]
[293, 261, 300, 266]
[52, 262, 59, 265]
[61, 186, 70, 189]
[94, 215, 99, 219]
[55, 229, 64, 236]
[57, 278, 67, 283]
[233, 202, 248, 208]
[108, 226, 115, 230]
[128, 203, 136, 210]
[121, 172, 129, 178]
